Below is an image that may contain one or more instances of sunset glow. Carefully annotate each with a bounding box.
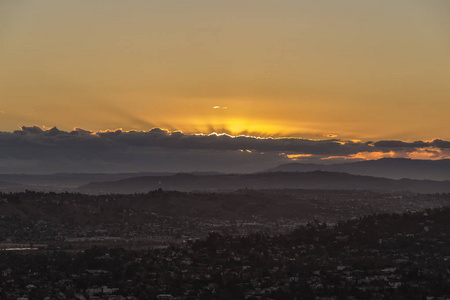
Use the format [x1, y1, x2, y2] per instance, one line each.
[0, 0, 449, 174]
[1, 0, 449, 142]
[3, 3, 450, 296]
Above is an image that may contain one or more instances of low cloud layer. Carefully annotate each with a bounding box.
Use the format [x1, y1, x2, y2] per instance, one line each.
[0, 126, 449, 174]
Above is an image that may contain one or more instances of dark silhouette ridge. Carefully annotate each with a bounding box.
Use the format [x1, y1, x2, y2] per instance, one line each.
[267, 158, 450, 180]
[78, 171, 450, 194]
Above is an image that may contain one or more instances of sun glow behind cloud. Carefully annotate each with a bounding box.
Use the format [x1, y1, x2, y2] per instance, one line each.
[2, 125, 450, 174]
[185, 117, 300, 138]
[285, 154, 313, 160]
[1, 1, 450, 140]
[317, 149, 450, 162]
[407, 148, 449, 160]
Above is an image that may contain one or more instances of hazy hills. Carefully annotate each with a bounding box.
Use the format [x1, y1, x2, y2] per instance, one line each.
[0, 172, 226, 192]
[0, 172, 174, 192]
[267, 158, 450, 180]
[78, 171, 450, 194]
[1, 158, 449, 194]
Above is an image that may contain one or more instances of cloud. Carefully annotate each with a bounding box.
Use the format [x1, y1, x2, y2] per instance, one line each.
[285, 154, 313, 160]
[431, 139, 450, 149]
[213, 106, 227, 109]
[19, 125, 45, 134]
[0, 126, 449, 173]
[73, 127, 93, 135]
[373, 139, 450, 150]
[373, 140, 429, 148]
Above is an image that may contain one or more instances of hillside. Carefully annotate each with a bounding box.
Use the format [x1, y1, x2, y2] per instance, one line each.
[0, 172, 174, 192]
[3, 200, 450, 299]
[268, 158, 450, 180]
[78, 171, 450, 194]
[1, 190, 449, 231]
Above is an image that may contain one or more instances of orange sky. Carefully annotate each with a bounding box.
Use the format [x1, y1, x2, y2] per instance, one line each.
[1, 0, 449, 141]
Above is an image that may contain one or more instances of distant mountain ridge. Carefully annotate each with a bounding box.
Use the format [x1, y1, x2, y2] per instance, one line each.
[267, 158, 450, 181]
[0, 171, 223, 192]
[0, 172, 177, 192]
[78, 171, 450, 194]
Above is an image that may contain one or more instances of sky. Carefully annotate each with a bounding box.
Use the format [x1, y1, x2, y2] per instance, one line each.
[1, 0, 449, 173]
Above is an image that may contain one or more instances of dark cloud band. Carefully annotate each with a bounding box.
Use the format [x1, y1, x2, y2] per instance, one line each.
[0, 126, 448, 173]
[7, 126, 450, 155]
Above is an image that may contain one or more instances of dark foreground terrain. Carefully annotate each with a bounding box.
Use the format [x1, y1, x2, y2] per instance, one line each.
[2, 206, 450, 299]
[1, 190, 450, 249]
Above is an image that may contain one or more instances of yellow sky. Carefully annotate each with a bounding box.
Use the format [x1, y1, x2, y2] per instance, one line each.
[1, 0, 449, 140]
